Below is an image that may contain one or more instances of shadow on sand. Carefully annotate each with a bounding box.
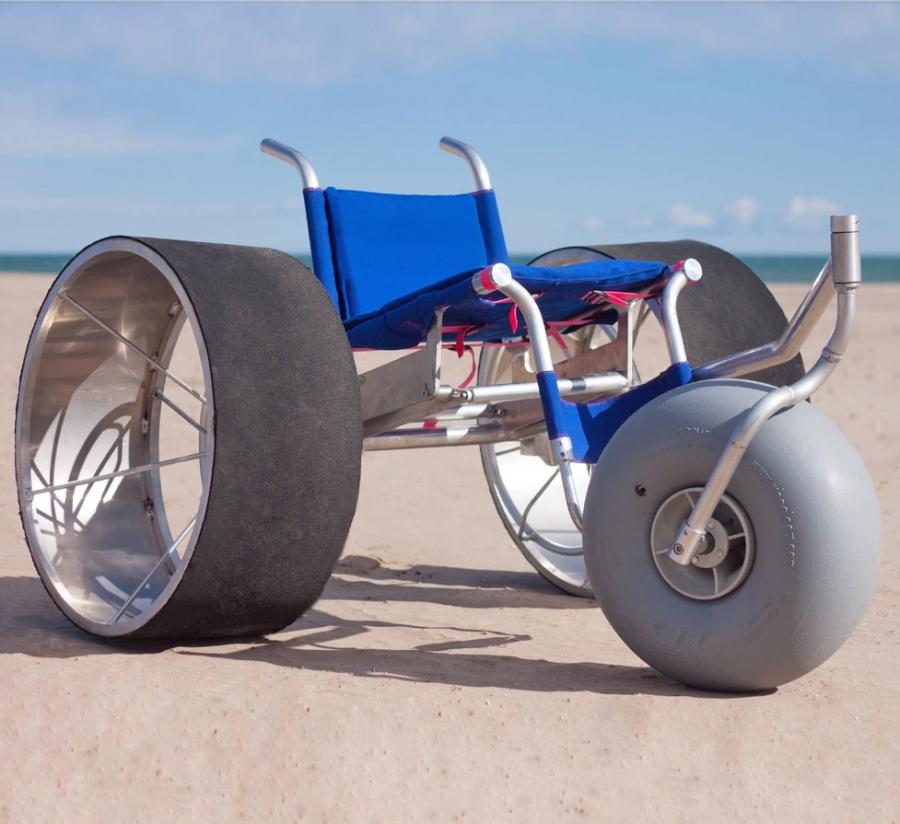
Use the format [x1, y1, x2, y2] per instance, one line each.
[0, 572, 771, 699]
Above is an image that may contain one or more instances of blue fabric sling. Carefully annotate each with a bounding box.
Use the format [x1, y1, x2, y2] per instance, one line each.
[302, 184, 670, 349]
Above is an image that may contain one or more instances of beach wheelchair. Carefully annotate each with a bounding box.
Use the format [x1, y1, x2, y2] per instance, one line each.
[15, 137, 880, 690]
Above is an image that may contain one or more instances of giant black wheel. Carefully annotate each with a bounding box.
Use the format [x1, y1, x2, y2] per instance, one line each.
[16, 236, 361, 639]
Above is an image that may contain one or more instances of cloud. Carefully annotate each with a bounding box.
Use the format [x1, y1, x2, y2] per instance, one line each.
[583, 215, 605, 232]
[668, 203, 715, 230]
[0, 3, 897, 86]
[0, 94, 242, 159]
[784, 196, 841, 231]
[725, 197, 761, 227]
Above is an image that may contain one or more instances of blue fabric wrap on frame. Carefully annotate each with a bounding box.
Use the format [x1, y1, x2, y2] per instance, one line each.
[343, 258, 669, 349]
[554, 362, 694, 463]
[474, 190, 508, 263]
[324, 188, 509, 319]
[302, 188, 342, 312]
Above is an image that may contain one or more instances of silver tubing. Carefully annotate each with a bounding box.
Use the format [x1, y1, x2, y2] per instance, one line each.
[260, 138, 321, 189]
[154, 390, 206, 433]
[693, 263, 834, 380]
[59, 291, 207, 405]
[364, 424, 507, 451]
[831, 215, 862, 285]
[108, 517, 197, 624]
[25, 452, 207, 499]
[551, 436, 584, 532]
[492, 266, 557, 375]
[461, 373, 628, 404]
[660, 259, 703, 365]
[669, 215, 860, 566]
[439, 136, 493, 191]
[491, 265, 587, 530]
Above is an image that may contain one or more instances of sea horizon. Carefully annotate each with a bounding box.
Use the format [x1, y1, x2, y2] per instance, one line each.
[2, 252, 899, 283]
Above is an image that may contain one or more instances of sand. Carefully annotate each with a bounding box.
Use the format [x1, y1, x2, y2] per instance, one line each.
[0, 272, 897, 822]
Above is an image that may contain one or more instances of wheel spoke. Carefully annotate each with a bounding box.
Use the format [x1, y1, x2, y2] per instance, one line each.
[155, 389, 206, 433]
[712, 566, 723, 595]
[59, 291, 207, 405]
[28, 452, 206, 497]
[494, 444, 521, 457]
[516, 468, 560, 542]
[109, 517, 197, 623]
[727, 531, 746, 541]
[72, 423, 129, 521]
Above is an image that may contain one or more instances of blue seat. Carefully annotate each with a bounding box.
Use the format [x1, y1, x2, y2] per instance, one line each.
[302, 185, 670, 349]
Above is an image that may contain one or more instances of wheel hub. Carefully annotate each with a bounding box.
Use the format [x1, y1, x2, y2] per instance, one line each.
[650, 487, 754, 600]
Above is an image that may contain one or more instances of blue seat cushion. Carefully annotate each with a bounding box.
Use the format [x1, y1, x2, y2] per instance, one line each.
[344, 258, 669, 349]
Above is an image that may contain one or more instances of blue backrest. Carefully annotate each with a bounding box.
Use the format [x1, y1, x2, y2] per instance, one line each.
[302, 186, 509, 320]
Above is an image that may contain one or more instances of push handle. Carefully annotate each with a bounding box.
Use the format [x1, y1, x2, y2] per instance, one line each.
[260, 138, 321, 190]
[439, 137, 492, 191]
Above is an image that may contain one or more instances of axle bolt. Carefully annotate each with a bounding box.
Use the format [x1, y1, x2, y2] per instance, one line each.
[673, 543, 684, 555]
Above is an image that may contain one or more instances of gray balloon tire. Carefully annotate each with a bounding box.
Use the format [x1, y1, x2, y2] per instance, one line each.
[17, 236, 362, 641]
[582, 379, 880, 691]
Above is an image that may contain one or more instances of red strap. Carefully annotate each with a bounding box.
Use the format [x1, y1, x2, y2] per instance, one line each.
[458, 346, 477, 389]
[547, 325, 569, 352]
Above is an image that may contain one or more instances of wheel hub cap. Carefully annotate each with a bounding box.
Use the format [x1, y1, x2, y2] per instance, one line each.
[650, 487, 755, 600]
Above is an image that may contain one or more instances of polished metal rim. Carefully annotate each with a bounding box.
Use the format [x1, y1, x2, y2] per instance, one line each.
[479, 328, 600, 595]
[15, 238, 214, 636]
[479, 247, 659, 596]
[650, 487, 755, 601]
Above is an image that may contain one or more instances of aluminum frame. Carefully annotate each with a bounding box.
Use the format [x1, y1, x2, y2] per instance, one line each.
[261, 135, 863, 541]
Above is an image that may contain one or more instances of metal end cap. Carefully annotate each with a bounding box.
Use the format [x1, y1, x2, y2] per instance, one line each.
[682, 258, 703, 282]
[490, 263, 513, 288]
[831, 214, 860, 233]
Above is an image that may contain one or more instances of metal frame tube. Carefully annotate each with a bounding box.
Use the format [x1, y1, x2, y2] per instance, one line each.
[669, 215, 860, 566]
[364, 424, 507, 451]
[693, 262, 834, 380]
[260, 138, 321, 189]
[660, 259, 703, 365]
[439, 137, 492, 191]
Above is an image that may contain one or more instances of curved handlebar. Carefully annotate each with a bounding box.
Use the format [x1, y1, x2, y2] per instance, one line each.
[260, 138, 320, 190]
[439, 137, 492, 191]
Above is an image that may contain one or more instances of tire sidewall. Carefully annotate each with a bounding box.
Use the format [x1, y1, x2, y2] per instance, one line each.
[584, 380, 880, 691]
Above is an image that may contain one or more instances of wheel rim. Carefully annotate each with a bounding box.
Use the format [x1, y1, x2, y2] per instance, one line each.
[479, 247, 661, 596]
[650, 487, 755, 600]
[480, 330, 597, 594]
[16, 238, 215, 636]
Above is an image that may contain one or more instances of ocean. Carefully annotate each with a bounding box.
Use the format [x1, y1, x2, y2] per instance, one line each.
[2, 253, 899, 283]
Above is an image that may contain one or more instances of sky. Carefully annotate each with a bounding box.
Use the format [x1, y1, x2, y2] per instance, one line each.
[0, 1, 898, 254]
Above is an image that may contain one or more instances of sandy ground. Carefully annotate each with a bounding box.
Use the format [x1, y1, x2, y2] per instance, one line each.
[0, 272, 898, 823]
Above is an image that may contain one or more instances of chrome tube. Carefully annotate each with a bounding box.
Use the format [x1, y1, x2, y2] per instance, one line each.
[461, 373, 627, 404]
[260, 138, 321, 189]
[660, 259, 703, 365]
[693, 263, 834, 380]
[669, 216, 860, 566]
[364, 423, 508, 451]
[439, 137, 492, 191]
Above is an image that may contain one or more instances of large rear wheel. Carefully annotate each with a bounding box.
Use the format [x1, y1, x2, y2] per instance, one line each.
[16, 236, 361, 639]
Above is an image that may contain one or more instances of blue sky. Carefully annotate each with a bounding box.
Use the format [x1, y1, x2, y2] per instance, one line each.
[1, 1, 898, 254]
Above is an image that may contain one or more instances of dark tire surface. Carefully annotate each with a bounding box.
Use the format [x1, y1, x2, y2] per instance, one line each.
[19, 236, 362, 641]
[588, 240, 805, 386]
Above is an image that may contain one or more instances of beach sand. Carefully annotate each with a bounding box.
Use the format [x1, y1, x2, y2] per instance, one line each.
[0, 272, 897, 821]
